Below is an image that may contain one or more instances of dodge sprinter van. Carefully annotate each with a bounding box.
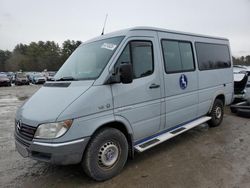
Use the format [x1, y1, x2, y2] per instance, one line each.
[15, 27, 233, 181]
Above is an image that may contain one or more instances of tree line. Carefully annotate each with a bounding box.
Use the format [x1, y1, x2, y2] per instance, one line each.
[233, 56, 250, 66]
[0, 40, 81, 72]
[0, 41, 250, 72]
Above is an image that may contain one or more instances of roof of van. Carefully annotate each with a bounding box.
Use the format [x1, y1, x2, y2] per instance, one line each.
[129, 26, 228, 41]
[83, 26, 228, 44]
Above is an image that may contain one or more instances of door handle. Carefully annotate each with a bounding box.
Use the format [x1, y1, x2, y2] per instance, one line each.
[149, 83, 160, 89]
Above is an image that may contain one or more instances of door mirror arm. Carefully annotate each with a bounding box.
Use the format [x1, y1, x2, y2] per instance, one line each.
[105, 73, 120, 84]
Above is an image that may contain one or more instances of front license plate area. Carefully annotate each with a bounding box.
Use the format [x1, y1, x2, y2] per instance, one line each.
[15, 141, 29, 157]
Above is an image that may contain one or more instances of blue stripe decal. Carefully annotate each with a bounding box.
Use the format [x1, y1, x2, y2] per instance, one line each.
[134, 116, 204, 145]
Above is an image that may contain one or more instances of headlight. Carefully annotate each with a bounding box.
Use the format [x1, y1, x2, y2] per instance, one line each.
[34, 120, 73, 139]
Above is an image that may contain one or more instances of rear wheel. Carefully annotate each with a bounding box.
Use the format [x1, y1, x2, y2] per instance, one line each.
[208, 99, 224, 127]
[82, 128, 128, 181]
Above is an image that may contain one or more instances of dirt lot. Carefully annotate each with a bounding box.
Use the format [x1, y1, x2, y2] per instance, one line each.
[1, 85, 250, 188]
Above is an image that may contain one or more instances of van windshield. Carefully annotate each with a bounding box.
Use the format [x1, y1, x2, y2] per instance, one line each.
[54, 36, 124, 81]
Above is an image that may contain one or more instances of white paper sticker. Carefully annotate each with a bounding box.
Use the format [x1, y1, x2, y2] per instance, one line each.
[101, 43, 117, 51]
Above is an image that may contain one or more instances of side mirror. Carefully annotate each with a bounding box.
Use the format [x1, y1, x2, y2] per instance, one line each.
[119, 63, 133, 84]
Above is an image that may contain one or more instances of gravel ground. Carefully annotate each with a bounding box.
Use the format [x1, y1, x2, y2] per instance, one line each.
[0, 85, 250, 188]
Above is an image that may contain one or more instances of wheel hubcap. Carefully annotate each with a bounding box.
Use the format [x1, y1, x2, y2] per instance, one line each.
[98, 141, 119, 168]
[215, 107, 222, 119]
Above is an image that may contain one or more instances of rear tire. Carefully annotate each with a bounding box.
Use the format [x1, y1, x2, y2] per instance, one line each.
[208, 99, 224, 127]
[82, 128, 128, 181]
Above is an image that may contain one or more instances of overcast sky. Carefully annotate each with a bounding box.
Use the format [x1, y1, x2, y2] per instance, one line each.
[0, 0, 249, 56]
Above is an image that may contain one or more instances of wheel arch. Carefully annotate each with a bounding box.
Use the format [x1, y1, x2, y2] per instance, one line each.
[209, 93, 225, 113]
[87, 116, 134, 158]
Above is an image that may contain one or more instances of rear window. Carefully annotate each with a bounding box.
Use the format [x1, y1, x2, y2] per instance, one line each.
[195, 42, 231, 70]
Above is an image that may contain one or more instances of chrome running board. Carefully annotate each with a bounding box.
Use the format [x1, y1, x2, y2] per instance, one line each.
[134, 116, 211, 152]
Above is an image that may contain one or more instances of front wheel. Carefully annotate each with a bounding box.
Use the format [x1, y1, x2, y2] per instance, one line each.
[208, 99, 224, 127]
[82, 128, 128, 181]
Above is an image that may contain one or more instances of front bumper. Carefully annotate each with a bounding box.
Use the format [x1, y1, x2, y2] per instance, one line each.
[16, 80, 29, 85]
[15, 132, 90, 165]
[0, 81, 10, 86]
[34, 79, 46, 84]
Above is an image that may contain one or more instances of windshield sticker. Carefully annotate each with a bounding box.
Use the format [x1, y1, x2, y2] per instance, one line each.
[101, 43, 117, 51]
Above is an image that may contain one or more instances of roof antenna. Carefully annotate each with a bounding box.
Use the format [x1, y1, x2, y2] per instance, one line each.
[101, 14, 108, 35]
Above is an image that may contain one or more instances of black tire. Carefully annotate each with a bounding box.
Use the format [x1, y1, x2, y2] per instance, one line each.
[208, 99, 224, 127]
[237, 109, 250, 118]
[82, 128, 128, 181]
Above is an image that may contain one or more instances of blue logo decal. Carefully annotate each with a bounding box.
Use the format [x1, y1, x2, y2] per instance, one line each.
[179, 74, 188, 89]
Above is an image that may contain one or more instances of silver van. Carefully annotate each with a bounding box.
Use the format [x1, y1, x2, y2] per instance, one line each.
[15, 27, 233, 181]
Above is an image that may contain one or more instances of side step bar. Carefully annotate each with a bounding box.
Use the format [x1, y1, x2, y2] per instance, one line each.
[134, 116, 211, 152]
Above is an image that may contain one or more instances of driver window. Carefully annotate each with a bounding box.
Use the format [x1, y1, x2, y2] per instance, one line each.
[115, 40, 154, 78]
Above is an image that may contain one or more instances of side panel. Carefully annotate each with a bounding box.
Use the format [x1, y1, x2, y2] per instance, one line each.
[158, 32, 198, 130]
[197, 69, 233, 116]
[192, 37, 234, 116]
[111, 32, 163, 141]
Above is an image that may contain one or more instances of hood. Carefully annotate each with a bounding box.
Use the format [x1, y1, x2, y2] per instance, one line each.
[17, 77, 27, 80]
[0, 77, 9, 81]
[18, 80, 94, 126]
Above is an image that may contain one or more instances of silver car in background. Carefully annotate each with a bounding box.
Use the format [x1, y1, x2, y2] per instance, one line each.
[30, 73, 46, 84]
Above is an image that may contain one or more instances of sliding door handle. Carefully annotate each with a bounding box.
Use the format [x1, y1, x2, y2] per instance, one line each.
[149, 83, 160, 89]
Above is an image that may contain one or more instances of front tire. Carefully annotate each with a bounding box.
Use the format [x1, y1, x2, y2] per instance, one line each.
[82, 128, 128, 181]
[208, 99, 224, 127]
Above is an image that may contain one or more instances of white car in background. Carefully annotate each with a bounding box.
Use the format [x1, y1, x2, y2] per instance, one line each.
[233, 66, 250, 102]
[31, 73, 46, 84]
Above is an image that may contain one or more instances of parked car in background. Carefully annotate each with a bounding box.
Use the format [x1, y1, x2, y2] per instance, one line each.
[14, 72, 30, 85]
[0, 73, 11, 86]
[233, 66, 250, 102]
[5, 72, 14, 83]
[47, 71, 56, 81]
[30, 73, 46, 84]
[26, 72, 36, 82]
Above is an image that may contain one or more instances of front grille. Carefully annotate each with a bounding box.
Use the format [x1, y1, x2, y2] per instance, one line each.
[16, 123, 37, 141]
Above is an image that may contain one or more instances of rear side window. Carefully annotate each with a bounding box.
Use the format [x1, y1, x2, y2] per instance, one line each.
[116, 41, 154, 78]
[162, 40, 195, 73]
[195, 42, 231, 70]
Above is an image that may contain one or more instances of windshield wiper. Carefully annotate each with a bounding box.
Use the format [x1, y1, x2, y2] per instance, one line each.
[55, 76, 76, 81]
